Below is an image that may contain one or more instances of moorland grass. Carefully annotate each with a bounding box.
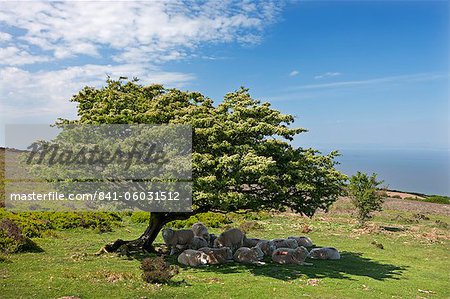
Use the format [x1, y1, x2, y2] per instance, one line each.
[0, 202, 449, 299]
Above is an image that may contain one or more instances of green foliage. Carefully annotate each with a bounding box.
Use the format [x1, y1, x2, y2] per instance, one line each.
[0, 209, 122, 238]
[348, 172, 384, 226]
[167, 212, 232, 228]
[140, 256, 179, 284]
[130, 211, 150, 223]
[423, 195, 450, 205]
[2, 203, 450, 298]
[0, 218, 42, 253]
[57, 79, 346, 217]
[403, 195, 449, 205]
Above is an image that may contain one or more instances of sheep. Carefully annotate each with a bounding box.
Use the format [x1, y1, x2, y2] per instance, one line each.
[233, 246, 265, 264]
[189, 236, 209, 250]
[192, 222, 210, 242]
[198, 247, 233, 264]
[243, 237, 262, 248]
[288, 236, 314, 247]
[271, 246, 311, 265]
[255, 240, 276, 256]
[177, 249, 209, 266]
[208, 233, 217, 247]
[271, 238, 298, 249]
[308, 247, 341, 260]
[162, 228, 194, 255]
[213, 228, 245, 252]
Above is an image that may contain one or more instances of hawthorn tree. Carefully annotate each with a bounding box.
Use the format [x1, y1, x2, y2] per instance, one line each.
[60, 78, 346, 252]
[348, 172, 384, 226]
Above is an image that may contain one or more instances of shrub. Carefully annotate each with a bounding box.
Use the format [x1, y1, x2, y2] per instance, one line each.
[423, 196, 450, 205]
[141, 256, 179, 283]
[348, 172, 384, 226]
[0, 210, 122, 238]
[168, 212, 232, 229]
[130, 212, 150, 223]
[0, 218, 42, 253]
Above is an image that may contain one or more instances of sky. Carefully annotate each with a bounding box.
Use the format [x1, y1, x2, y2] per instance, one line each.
[0, 0, 449, 152]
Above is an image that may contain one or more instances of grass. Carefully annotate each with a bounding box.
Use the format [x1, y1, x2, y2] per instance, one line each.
[1, 200, 449, 299]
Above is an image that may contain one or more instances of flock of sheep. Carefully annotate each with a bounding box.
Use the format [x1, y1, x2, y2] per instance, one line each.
[162, 223, 340, 267]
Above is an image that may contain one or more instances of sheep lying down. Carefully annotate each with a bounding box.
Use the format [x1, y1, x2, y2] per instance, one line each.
[233, 247, 265, 264]
[177, 249, 209, 266]
[271, 238, 298, 249]
[254, 238, 304, 256]
[288, 236, 314, 247]
[243, 237, 263, 248]
[271, 246, 311, 265]
[308, 247, 341, 260]
[255, 240, 276, 256]
[198, 247, 233, 264]
[189, 236, 209, 250]
[178, 247, 232, 266]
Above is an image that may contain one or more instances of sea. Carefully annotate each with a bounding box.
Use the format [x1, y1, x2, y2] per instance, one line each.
[329, 148, 450, 196]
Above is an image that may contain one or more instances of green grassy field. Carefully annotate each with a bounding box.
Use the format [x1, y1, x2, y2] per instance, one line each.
[1, 197, 449, 299]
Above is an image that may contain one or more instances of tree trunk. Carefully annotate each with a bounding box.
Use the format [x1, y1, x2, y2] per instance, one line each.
[102, 212, 192, 254]
[140, 212, 167, 251]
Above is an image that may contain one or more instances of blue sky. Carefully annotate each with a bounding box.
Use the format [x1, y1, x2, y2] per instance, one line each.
[0, 0, 448, 151]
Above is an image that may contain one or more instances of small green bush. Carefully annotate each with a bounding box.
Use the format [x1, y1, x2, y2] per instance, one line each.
[168, 212, 232, 229]
[0, 219, 42, 253]
[130, 212, 150, 223]
[348, 172, 384, 226]
[403, 195, 450, 205]
[0, 210, 122, 238]
[423, 196, 450, 205]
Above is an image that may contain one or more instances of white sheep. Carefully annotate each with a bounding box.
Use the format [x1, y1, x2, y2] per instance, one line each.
[308, 247, 341, 260]
[255, 240, 276, 256]
[177, 249, 209, 266]
[189, 236, 209, 250]
[213, 228, 245, 252]
[272, 246, 311, 265]
[192, 222, 210, 242]
[208, 233, 217, 247]
[162, 228, 194, 255]
[233, 246, 265, 264]
[271, 238, 298, 249]
[288, 236, 314, 247]
[243, 237, 262, 248]
[198, 247, 233, 264]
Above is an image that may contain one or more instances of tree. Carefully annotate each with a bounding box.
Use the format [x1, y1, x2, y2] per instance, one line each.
[59, 78, 347, 252]
[348, 172, 384, 226]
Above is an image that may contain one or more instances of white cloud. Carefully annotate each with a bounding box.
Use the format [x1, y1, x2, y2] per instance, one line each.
[0, 1, 282, 65]
[289, 70, 299, 77]
[0, 32, 12, 42]
[0, 0, 284, 130]
[314, 72, 341, 79]
[268, 73, 449, 102]
[296, 73, 447, 90]
[0, 65, 195, 117]
[0, 46, 50, 65]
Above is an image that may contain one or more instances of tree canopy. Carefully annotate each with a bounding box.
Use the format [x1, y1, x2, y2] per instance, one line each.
[54, 78, 347, 251]
[61, 78, 346, 217]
